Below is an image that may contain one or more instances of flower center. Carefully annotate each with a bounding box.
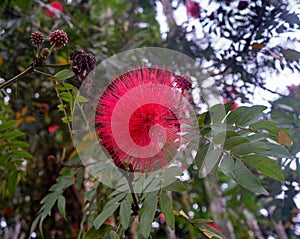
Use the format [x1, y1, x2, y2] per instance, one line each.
[129, 103, 179, 147]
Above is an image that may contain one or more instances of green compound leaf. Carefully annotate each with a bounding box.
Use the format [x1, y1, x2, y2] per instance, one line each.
[226, 105, 267, 126]
[59, 92, 72, 103]
[7, 171, 19, 196]
[234, 159, 269, 195]
[223, 136, 250, 150]
[7, 140, 29, 148]
[120, 200, 131, 230]
[94, 193, 126, 230]
[163, 179, 186, 192]
[242, 155, 284, 182]
[1, 130, 25, 140]
[231, 141, 270, 156]
[0, 120, 17, 131]
[52, 69, 75, 81]
[160, 192, 175, 230]
[220, 155, 235, 179]
[57, 195, 67, 221]
[12, 150, 33, 159]
[139, 192, 158, 238]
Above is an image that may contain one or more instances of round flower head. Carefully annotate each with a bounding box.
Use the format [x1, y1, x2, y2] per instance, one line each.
[49, 29, 68, 50]
[30, 31, 44, 46]
[95, 67, 192, 173]
[186, 1, 201, 18]
[70, 49, 96, 81]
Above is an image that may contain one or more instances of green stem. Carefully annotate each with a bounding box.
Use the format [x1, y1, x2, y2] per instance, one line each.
[75, 102, 90, 131]
[36, 45, 41, 59]
[43, 63, 71, 68]
[33, 69, 53, 78]
[49, 42, 57, 54]
[54, 81, 74, 141]
[119, 169, 139, 215]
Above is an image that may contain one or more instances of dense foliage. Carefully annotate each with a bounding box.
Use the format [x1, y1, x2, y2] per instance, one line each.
[0, 0, 299, 238]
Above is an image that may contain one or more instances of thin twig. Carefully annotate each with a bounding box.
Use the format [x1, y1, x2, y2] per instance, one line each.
[43, 63, 71, 68]
[0, 65, 35, 90]
[33, 69, 53, 77]
[54, 82, 74, 141]
[259, 84, 287, 97]
[119, 169, 140, 215]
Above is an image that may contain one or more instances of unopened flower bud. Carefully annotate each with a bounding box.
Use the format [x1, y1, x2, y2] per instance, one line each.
[41, 48, 50, 58]
[30, 31, 44, 46]
[49, 29, 68, 50]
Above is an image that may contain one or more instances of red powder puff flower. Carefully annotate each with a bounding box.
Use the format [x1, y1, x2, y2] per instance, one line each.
[48, 124, 57, 134]
[95, 67, 190, 173]
[223, 98, 238, 111]
[186, 1, 201, 18]
[44, 1, 63, 19]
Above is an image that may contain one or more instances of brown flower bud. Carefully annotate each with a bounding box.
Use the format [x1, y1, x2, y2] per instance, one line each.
[41, 48, 50, 58]
[70, 49, 96, 81]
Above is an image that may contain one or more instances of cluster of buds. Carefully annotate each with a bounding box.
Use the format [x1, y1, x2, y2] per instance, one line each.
[30, 29, 68, 50]
[30, 29, 95, 82]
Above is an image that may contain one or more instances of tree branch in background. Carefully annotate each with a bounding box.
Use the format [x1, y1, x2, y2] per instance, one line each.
[243, 208, 264, 239]
[204, 173, 236, 239]
[160, 0, 176, 28]
[272, 220, 289, 239]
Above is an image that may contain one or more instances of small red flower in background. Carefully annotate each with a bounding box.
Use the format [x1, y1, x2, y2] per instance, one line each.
[84, 224, 89, 232]
[159, 213, 166, 223]
[48, 124, 57, 134]
[95, 67, 190, 173]
[223, 98, 238, 111]
[206, 223, 221, 231]
[288, 84, 298, 96]
[3, 207, 12, 216]
[104, 220, 114, 226]
[186, 1, 201, 18]
[44, 1, 63, 19]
